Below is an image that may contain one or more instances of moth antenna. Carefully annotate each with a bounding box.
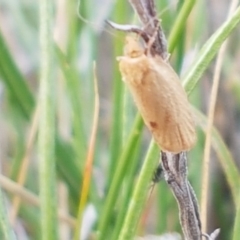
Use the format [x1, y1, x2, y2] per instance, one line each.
[76, 0, 119, 39]
[76, 0, 97, 29]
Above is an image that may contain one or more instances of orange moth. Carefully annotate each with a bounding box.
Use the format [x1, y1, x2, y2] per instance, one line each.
[117, 36, 196, 153]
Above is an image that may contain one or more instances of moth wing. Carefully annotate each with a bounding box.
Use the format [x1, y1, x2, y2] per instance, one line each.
[149, 58, 196, 152]
[119, 53, 196, 153]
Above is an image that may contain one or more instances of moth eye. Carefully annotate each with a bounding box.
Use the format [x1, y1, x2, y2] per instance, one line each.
[130, 50, 142, 58]
[124, 46, 143, 58]
[150, 121, 158, 129]
[124, 38, 144, 58]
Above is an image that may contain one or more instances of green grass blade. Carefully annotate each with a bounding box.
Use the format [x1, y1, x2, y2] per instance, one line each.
[97, 114, 144, 240]
[168, 0, 196, 53]
[38, 0, 58, 239]
[55, 44, 86, 162]
[0, 30, 34, 119]
[108, 0, 128, 185]
[183, 6, 240, 94]
[233, 193, 240, 240]
[110, 133, 143, 239]
[55, 138, 81, 203]
[118, 140, 159, 240]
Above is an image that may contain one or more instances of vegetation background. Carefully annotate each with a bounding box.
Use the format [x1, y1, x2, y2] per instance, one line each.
[0, 0, 240, 239]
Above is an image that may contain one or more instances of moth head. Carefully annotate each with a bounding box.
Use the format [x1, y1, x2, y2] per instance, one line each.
[124, 36, 144, 58]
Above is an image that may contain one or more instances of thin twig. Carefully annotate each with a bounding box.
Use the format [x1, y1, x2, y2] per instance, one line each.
[9, 104, 40, 225]
[58, 182, 71, 240]
[161, 152, 201, 239]
[74, 62, 99, 240]
[129, 0, 168, 57]
[0, 174, 76, 227]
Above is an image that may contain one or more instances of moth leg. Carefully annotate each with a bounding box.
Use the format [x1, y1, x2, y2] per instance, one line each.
[163, 53, 171, 62]
[152, 162, 164, 183]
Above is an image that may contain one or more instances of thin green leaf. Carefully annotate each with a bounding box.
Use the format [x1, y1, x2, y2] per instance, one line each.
[183, 6, 240, 94]
[0, 30, 34, 119]
[168, 0, 196, 53]
[118, 140, 159, 240]
[97, 114, 144, 240]
[108, 0, 128, 185]
[38, 0, 58, 238]
[233, 193, 240, 240]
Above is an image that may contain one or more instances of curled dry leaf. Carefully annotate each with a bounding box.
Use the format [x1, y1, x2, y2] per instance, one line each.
[118, 36, 196, 153]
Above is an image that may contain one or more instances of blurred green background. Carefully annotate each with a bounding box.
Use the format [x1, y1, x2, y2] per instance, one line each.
[0, 0, 240, 239]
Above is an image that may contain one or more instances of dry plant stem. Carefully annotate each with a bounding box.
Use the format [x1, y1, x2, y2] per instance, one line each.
[200, 0, 238, 232]
[161, 152, 201, 240]
[129, 0, 168, 59]
[58, 183, 70, 240]
[161, 150, 220, 239]
[9, 105, 40, 225]
[0, 174, 76, 227]
[74, 63, 99, 240]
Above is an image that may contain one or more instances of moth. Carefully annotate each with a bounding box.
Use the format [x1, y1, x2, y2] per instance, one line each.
[117, 36, 196, 153]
